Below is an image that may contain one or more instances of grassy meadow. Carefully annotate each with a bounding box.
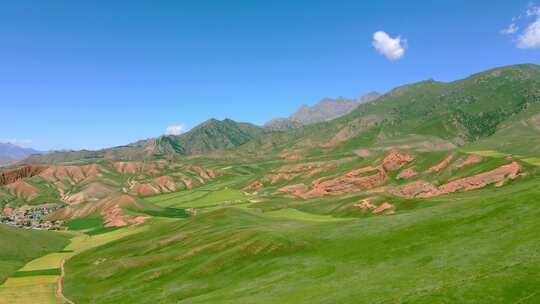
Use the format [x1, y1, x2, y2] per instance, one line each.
[0, 222, 150, 304]
[51, 148, 540, 303]
[2, 151, 540, 303]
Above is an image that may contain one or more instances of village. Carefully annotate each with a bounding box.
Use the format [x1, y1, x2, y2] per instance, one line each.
[0, 205, 65, 230]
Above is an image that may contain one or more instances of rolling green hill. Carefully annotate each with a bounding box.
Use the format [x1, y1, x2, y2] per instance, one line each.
[24, 119, 265, 163]
[238, 64, 540, 158]
[63, 175, 540, 303]
[150, 119, 266, 157]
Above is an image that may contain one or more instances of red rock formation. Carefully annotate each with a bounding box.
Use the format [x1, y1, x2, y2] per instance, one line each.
[62, 182, 114, 204]
[300, 166, 388, 199]
[4, 180, 39, 200]
[354, 198, 377, 210]
[276, 163, 317, 174]
[100, 195, 148, 227]
[243, 180, 263, 193]
[346, 166, 379, 177]
[0, 165, 47, 186]
[40, 164, 99, 184]
[1, 207, 14, 216]
[311, 177, 327, 186]
[453, 155, 483, 169]
[392, 162, 522, 198]
[266, 160, 343, 185]
[382, 150, 414, 171]
[373, 202, 395, 214]
[182, 179, 193, 190]
[131, 183, 159, 196]
[389, 181, 439, 198]
[426, 155, 454, 173]
[207, 169, 218, 179]
[50, 194, 146, 227]
[153, 176, 177, 192]
[113, 162, 143, 174]
[354, 198, 395, 215]
[268, 173, 297, 185]
[278, 183, 308, 196]
[300, 187, 327, 199]
[261, 152, 411, 199]
[430, 162, 521, 197]
[397, 167, 418, 179]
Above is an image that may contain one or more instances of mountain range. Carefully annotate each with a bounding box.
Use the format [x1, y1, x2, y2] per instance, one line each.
[264, 92, 381, 131]
[0, 143, 41, 166]
[22, 93, 381, 164]
[24, 118, 265, 163]
[22, 64, 540, 164]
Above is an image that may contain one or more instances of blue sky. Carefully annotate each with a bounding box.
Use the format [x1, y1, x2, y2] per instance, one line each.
[1, 0, 539, 151]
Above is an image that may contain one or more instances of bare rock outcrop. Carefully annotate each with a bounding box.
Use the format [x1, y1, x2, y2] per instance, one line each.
[392, 162, 522, 198]
[0, 165, 47, 186]
[278, 183, 309, 196]
[397, 167, 418, 179]
[453, 155, 483, 169]
[300, 165, 388, 199]
[354, 198, 395, 215]
[153, 176, 177, 192]
[426, 155, 454, 173]
[382, 150, 414, 171]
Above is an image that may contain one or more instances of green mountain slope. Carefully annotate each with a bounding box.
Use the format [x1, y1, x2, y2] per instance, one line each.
[24, 119, 265, 163]
[238, 64, 540, 157]
[464, 102, 540, 159]
[149, 119, 265, 157]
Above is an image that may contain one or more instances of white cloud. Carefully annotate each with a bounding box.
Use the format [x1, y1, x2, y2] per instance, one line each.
[501, 23, 519, 35]
[527, 5, 540, 17]
[165, 124, 185, 136]
[503, 4, 540, 48]
[517, 5, 540, 49]
[518, 18, 540, 48]
[0, 139, 33, 147]
[372, 31, 406, 61]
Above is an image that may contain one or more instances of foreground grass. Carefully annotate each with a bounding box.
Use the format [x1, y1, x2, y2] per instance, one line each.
[0, 276, 59, 304]
[0, 225, 69, 284]
[0, 226, 68, 304]
[63, 175, 540, 303]
[0, 225, 150, 304]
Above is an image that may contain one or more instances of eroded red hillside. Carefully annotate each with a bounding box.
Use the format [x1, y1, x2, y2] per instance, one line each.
[1, 160, 220, 225]
[0, 165, 47, 186]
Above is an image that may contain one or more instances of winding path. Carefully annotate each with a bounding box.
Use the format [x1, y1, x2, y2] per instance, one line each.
[56, 259, 74, 304]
